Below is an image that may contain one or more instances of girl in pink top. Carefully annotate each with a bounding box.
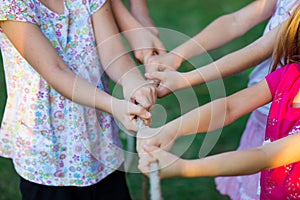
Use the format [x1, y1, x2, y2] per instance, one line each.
[137, 4, 300, 199]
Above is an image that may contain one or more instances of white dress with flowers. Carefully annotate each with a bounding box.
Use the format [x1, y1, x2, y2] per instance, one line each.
[0, 0, 124, 186]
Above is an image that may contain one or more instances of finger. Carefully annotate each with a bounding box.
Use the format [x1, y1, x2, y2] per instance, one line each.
[138, 150, 158, 169]
[143, 51, 154, 64]
[138, 157, 152, 176]
[136, 141, 144, 154]
[130, 104, 152, 120]
[142, 118, 151, 127]
[142, 85, 157, 110]
[143, 144, 159, 153]
[134, 50, 144, 63]
[134, 85, 157, 110]
[133, 94, 152, 110]
[151, 87, 157, 109]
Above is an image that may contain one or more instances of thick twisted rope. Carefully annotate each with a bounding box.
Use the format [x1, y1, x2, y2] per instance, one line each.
[137, 118, 162, 200]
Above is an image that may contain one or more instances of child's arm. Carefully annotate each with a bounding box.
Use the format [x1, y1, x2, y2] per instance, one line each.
[145, 24, 281, 98]
[139, 132, 300, 179]
[110, 0, 166, 63]
[128, 0, 159, 36]
[92, 1, 156, 111]
[146, 0, 277, 71]
[137, 79, 272, 151]
[0, 20, 150, 132]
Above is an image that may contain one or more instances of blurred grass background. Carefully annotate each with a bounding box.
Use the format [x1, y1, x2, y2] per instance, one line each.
[0, 0, 268, 199]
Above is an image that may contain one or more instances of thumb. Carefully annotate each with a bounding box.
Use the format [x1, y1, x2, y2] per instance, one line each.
[134, 50, 144, 63]
[156, 85, 171, 98]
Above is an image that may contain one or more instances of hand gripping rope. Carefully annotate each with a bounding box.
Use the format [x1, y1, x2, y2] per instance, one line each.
[137, 118, 162, 200]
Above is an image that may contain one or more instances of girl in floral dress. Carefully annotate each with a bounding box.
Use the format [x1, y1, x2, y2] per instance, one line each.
[0, 0, 156, 199]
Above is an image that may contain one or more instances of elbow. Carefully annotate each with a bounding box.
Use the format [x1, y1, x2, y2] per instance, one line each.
[223, 98, 236, 126]
[255, 146, 270, 170]
[41, 60, 70, 87]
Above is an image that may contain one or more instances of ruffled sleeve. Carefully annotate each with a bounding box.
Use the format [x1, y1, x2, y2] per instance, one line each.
[89, 0, 107, 15]
[0, 0, 39, 25]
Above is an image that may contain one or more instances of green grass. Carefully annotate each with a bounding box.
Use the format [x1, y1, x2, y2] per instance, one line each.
[0, 0, 268, 199]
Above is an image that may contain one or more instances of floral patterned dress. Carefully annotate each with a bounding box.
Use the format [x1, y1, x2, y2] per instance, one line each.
[0, 0, 124, 186]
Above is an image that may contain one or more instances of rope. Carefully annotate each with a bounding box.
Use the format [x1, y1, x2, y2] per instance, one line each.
[137, 118, 162, 200]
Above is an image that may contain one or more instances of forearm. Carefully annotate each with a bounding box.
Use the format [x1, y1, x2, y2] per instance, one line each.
[185, 24, 280, 86]
[0, 20, 116, 114]
[164, 80, 271, 138]
[129, 0, 151, 18]
[173, 14, 254, 59]
[93, 1, 146, 86]
[111, 0, 144, 32]
[182, 133, 300, 178]
[128, 0, 158, 35]
[45, 65, 116, 114]
[172, 0, 275, 60]
[164, 98, 230, 137]
[99, 36, 146, 87]
[182, 148, 267, 178]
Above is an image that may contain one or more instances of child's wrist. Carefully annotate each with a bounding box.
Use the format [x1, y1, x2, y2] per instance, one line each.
[120, 69, 145, 87]
[179, 159, 191, 177]
[169, 52, 184, 70]
[106, 96, 120, 115]
[185, 70, 204, 87]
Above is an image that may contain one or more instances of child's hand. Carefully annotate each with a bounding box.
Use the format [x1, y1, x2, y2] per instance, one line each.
[123, 28, 166, 64]
[136, 126, 177, 155]
[123, 79, 157, 111]
[144, 52, 183, 74]
[145, 70, 190, 98]
[138, 145, 184, 179]
[112, 99, 151, 132]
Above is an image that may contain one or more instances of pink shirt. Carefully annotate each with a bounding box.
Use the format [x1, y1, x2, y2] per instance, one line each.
[261, 63, 300, 199]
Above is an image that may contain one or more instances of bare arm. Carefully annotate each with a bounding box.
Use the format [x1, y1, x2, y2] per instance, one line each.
[137, 79, 272, 151]
[92, 1, 156, 110]
[184, 132, 300, 177]
[0, 20, 114, 113]
[128, 0, 159, 35]
[171, 79, 272, 136]
[0, 2, 152, 131]
[92, 1, 145, 88]
[186, 24, 281, 86]
[138, 80, 281, 178]
[146, 0, 277, 71]
[139, 132, 300, 178]
[145, 24, 281, 97]
[173, 0, 277, 61]
[111, 0, 165, 63]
